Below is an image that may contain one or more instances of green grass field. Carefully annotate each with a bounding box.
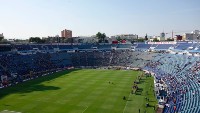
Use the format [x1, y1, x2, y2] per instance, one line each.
[0, 69, 157, 113]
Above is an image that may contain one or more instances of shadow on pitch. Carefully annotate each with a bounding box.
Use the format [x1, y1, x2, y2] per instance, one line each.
[3, 104, 11, 106]
[0, 69, 80, 99]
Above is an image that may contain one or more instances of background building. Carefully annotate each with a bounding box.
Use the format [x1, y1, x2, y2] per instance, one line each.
[0, 33, 4, 41]
[0, 33, 3, 37]
[0, 33, 4, 38]
[184, 30, 200, 40]
[160, 32, 165, 41]
[111, 34, 138, 42]
[149, 36, 161, 41]
[74, 36, 98, 43]
[175, 35, 183, 41]
[61, 29, 72, 38]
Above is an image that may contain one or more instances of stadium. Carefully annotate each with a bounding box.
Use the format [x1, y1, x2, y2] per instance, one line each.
[0, 42, 200, 113]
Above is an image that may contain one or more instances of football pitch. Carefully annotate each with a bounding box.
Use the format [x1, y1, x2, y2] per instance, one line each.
[0, 69, 157, 113]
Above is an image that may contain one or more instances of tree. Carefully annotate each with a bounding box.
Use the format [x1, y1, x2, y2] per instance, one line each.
[166, 38, 174, 41]
[0, 38, 3, 42]
[29, 37, 45, 43]
[101, 33, 106, 42]
[96, 32, 107, 43]
[137, 38, 145, 42]
[145, 34, 148, 40]
[0, 36, 4, 42]
[153, 38, 159, 42]
[96, 32, 102, 42]
[116, 36, 122, 42]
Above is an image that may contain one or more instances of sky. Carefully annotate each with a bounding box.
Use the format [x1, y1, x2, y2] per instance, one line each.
[0, 0, 200, 39]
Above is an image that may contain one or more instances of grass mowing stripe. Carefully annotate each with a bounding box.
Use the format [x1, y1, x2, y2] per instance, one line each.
[0, 69, 157, 113]
[123, 93, 131, 113]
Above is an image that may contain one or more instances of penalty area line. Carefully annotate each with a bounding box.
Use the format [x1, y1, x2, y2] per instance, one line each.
[82, 105, 89, 113]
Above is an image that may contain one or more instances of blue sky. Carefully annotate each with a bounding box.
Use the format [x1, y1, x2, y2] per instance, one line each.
[0, 0, 200, 39]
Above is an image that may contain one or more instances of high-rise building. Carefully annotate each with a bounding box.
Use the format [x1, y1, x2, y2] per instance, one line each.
[160, 32, 165, 38]
[0, 33, 4, 37]
[61, 29, 72, 38]
[160, 32, 165, 41]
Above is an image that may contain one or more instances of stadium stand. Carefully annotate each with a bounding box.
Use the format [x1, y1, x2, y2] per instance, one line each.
[155, 44, 172, 50]
[1, 42, 200, 113]
[144, 53, 200, 113]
